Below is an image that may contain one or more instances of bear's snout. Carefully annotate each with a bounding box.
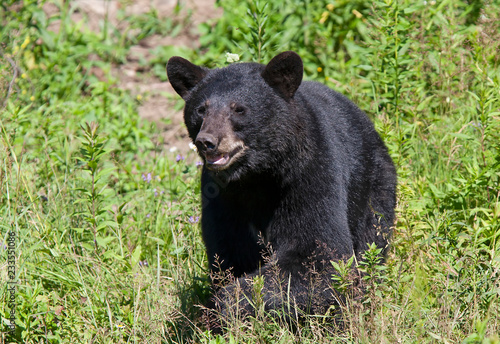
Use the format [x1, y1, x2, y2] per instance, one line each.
[195, 132, 218, 153]
[194, 128, 247, 170]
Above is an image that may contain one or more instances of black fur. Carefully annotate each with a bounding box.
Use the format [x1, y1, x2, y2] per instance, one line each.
[167, 51, 397, 327]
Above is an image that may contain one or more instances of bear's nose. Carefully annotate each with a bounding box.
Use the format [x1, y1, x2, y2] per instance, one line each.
[195, 133, 217, 152]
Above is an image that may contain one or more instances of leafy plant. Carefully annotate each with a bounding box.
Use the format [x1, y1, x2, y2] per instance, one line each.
[74, 121, 115, 252]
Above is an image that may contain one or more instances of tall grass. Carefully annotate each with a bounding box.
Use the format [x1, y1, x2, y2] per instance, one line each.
[1, 0, 499, 343]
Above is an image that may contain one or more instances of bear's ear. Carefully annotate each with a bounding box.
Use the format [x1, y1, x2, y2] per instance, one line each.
[261, 51, 303, 99]
[166, 56, 207, 99]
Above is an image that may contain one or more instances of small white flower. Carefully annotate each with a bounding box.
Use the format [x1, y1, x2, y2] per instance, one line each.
[226, 52, 240, 63]
[169, 146, 178, 153]
[446, 97, 450, 103]
[189, 142, 198, 152]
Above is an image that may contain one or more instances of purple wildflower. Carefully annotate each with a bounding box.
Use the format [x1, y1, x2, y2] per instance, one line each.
[176, 154, 184, 162]
[188, 216, 200, 224]
[142, 173, 152, 183]
[196, 161, 203, 167]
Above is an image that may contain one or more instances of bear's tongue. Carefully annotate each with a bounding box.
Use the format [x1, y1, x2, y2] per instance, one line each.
[206, 154, 229, 165]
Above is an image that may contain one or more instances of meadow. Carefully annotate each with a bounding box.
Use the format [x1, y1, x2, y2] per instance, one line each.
[0, 0, 499, 342]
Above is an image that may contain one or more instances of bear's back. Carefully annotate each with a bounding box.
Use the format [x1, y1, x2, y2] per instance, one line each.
[293, 81, 379, 171]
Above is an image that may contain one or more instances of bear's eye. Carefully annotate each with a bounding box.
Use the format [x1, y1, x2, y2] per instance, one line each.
[233, 105, 245, 115]
[197, 106, 206, 116]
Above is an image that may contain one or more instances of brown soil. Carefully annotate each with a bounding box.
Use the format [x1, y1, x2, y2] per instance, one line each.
[44, 0, 222, 155]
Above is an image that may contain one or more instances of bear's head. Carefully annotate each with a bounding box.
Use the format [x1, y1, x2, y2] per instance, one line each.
[166, 51, 304, 181]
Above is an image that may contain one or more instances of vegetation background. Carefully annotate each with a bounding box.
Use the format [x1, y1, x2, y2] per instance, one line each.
[1, 0, 499, 342]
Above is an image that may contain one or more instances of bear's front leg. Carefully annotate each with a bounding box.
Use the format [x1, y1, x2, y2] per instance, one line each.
[208, 250, 339, 330]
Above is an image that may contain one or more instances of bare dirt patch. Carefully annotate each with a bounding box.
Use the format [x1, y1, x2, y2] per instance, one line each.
[44, 0, 221, 154]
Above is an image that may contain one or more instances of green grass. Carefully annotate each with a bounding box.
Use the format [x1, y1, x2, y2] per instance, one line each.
[1, 0, 499, 343]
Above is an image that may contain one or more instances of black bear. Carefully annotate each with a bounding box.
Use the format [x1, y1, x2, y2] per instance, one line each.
[166, 51, 397, 327]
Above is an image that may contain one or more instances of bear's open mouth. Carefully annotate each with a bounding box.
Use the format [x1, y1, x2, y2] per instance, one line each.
[205, 145, 245, 170]
[206, 154, 230, 166]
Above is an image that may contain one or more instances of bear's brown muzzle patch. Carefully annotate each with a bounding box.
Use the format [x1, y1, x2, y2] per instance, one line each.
[203, 142, 246, 171]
